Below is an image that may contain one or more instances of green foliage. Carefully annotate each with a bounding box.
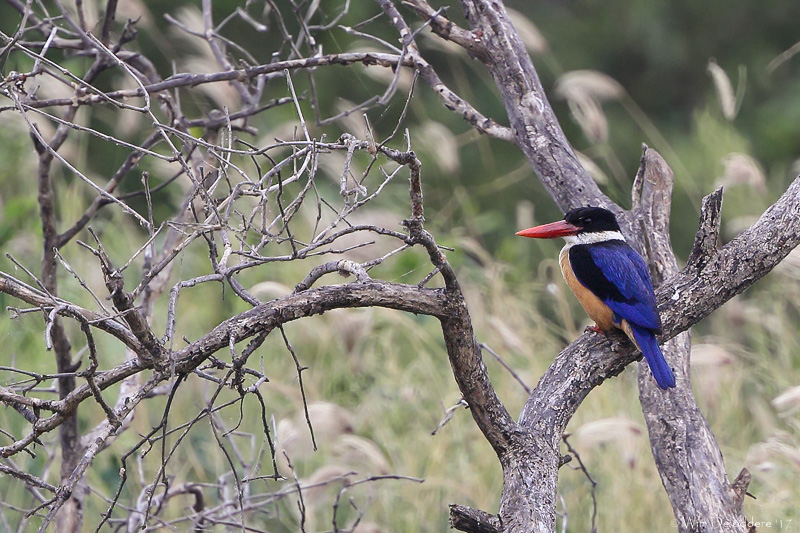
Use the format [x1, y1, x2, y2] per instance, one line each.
[1, 1, 800, 531]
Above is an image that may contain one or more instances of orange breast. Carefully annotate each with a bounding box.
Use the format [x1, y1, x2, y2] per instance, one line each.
[559, 248, 616, 332]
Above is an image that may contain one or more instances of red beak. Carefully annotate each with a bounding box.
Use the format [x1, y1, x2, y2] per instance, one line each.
[516, 220, 581, 239]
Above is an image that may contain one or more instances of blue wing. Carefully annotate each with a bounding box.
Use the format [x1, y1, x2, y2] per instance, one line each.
[569, 242, 661, 331]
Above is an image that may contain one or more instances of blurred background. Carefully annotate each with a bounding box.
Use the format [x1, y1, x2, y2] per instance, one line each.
[1, 0, 799, 530]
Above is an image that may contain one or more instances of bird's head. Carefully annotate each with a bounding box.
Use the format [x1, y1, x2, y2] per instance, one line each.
[516, 206, 621, 241]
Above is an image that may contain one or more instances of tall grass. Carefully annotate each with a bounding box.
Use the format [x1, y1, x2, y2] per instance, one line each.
[1, 32, 799, 533]
[3, 208, 798, 530]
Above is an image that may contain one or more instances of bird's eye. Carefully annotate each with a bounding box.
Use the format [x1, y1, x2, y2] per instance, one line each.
[583, 218, 592, 224]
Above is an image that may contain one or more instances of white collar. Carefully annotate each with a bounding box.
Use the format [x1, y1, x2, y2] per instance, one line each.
[563, 230, 625, 246]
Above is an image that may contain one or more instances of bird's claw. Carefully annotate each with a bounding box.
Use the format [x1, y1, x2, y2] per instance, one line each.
[585, 325, 606, 335]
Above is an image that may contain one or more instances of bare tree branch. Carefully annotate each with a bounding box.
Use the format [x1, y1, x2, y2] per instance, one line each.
[633, 147, 748, 532]
[456, 0, 614, 214]
[0, 2, 796, 531]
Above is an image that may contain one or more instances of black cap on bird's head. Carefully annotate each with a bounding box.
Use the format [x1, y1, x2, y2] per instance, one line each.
[515, 206, 620, 239]
[564, 206, 620, 233]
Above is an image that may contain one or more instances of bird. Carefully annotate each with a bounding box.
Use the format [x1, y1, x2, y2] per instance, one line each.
[516, 206, 676, 389]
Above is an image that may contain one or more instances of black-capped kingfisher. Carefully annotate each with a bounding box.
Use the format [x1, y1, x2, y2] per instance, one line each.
[516, 206, 676, 389]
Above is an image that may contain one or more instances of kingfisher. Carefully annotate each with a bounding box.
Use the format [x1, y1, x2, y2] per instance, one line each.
[516, 206, 676, 389]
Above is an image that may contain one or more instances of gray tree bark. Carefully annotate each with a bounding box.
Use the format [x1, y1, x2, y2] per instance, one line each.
[1, 1, 797, 531]
[424, 1, 799, 531]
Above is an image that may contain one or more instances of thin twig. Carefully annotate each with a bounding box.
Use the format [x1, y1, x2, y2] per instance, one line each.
[562, 434, 597, 533]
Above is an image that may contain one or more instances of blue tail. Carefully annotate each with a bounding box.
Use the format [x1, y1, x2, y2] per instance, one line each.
[630, 325, 676, 389]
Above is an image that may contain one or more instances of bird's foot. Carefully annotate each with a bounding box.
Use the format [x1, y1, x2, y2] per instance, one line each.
[585, 325, 606, 335]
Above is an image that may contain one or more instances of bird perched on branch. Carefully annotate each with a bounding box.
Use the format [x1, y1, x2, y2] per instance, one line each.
[516, 206, 676, 389]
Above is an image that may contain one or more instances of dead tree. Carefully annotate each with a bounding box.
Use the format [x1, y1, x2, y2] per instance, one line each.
[0, 0, 797, 531]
